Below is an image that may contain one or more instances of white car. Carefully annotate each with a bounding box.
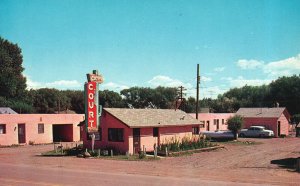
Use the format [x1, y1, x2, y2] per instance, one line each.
[239, 126, 274, 138]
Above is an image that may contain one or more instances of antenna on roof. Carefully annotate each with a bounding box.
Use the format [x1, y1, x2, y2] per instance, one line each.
[127, 103, 134, 109]
[146, 102, 157, 109]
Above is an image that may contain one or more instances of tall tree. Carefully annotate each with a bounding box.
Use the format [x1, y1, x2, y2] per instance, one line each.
[267, 75, 300, 115]
[0, 37, 27, 99]
[99, 90, 125, 108]
[120, 86, 177, 109]
[31, 88, 71, 113]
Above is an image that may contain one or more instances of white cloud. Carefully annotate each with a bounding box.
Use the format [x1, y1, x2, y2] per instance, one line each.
[26, 75, 81, 90]
[148, 75, 188, 87]
[45, 80, 81, 89]
[224, 76, 272, 88]
[214, 67, 225, 72]
[236, 53, 300, 78]
[263, 54, 300, 77]
[101, 82, 129, 93]
[148, 75, 195, 97]
[201, 76, 212, 82]
[201, 86, 227, 99]
[236, 59, 264, 70]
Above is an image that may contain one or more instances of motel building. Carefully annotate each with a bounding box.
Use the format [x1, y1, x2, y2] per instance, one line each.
[81, 108, 202, 155]
[190, 107, 291, 137]
[189, 113, 235, 131]
[236, 107, 291, 137]
[0, 107, 85, 146]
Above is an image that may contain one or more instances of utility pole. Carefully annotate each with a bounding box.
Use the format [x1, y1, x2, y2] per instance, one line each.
[176, 86, 186, 111]
[196, 64, 200, 119]
[178, 86, 184, 100]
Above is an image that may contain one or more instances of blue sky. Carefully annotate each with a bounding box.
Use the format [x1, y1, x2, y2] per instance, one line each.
[1, 0, 300, 98]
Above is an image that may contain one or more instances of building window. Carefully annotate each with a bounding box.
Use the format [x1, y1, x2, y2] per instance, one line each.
[153, 127, 159, 137]
[222, 119, 225, 125]
[87, 128, 102, 141]
[0, 124, 6, 134]
[192, 127, 199, 135]
[108, 128, 124, 142]
[214, 119, 218, 125]
[38, 124, 44, 134]
[199, 121, 205, 128]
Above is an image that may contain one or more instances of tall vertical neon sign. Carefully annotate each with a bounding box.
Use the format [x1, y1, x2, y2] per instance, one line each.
[85, 70, 103, 133]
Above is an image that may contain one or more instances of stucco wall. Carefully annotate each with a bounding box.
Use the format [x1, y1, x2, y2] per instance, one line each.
[26, 123, 53, 144]
[190, 113, 235, 131]
[243, 117, 290, 137]
[0, 114, 84, 146]
[83, 111, 200, 154]
[83, 111, 131, 154]
[0, 123, 18, 146]
[277, 112, 290, 137]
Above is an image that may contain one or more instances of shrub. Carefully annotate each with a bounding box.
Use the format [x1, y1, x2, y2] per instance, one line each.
[138, 151, 146, 159]
[227, 115, 244, 140]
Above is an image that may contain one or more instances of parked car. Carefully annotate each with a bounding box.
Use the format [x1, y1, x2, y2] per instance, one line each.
[200, 130, 235, 140]
[239, 126, 274, 138]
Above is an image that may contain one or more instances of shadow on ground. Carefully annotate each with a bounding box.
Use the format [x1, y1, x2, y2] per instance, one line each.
[271, 157, 298, 170]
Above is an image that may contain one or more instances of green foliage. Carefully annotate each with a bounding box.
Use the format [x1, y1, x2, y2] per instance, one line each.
[0, 37, 27, 99]
[99, 90, 125, 108]
[159, 135, 214, 152]
[121, 86, 177, 109]
[1, 37, 299, 115]
[138, 151, 146, 159]
[0, 96, 35, 113]
[227, 115, 244, 133]
[292, 114, 300, 125]
[64, 90, 85, 113]
[227, 115, 244, 139]
[267, 75, 300, 115]
[30, 88, 71, 113]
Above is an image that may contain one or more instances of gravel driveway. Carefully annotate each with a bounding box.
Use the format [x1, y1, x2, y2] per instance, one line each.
[0, 138, 299, 185]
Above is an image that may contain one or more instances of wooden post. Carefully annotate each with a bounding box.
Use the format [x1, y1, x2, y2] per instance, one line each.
[98, 149, 101, 157]
[165, 147, 168, 157]
[297, 158, 300, 172]
[111, 149, 113, 157]
[126, 151, 129, 158]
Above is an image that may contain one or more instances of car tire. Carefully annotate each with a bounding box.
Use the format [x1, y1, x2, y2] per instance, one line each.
[259, 134, 264, 138]
[240, 133, 245, 138]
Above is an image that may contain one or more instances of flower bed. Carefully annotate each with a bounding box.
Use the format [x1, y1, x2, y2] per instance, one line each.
[157, 134, 218, 156]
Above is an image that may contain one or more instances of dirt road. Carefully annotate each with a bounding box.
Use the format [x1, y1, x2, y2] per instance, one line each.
[0, 138, 299, 185]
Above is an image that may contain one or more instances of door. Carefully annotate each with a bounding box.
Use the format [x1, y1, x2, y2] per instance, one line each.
[206, 121, 210, 131]
[133, 128, 140, 154]
[216, 119, 220, 131]
[18, 124, 26, 144]
[277, 121, 281, 137]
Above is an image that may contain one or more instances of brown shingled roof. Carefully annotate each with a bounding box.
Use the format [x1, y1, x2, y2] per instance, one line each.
[236, 107, 287, 118]
[104, 108, 202, 128]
